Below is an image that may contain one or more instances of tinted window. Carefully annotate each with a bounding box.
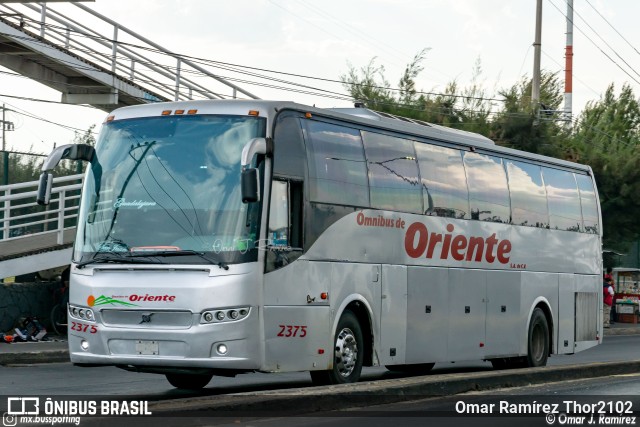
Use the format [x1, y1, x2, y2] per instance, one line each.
[414, 143, 469, 219]
[542, 168, 582, 232]
[507, 160, 548, 228]
[268, 180, 289, 246]
[273, 115, 305, 178]
[463, 152, 510, 223]
[575, 174, 599, 234]
[304, 121, 369, 207]
[362, 131, 422, 213]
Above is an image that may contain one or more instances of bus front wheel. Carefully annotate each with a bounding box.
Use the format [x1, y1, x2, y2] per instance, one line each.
[165, 372, 213, 389]
[310, 310, 363, 385]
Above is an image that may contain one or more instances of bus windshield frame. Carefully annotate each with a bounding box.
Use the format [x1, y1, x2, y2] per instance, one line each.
[73, 114, 266, 266]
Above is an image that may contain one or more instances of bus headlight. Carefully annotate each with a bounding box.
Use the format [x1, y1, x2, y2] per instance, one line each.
[200, 307, 250, 324]
[68, 304, 96, 322]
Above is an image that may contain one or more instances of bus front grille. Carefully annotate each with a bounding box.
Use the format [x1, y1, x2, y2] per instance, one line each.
[100, 309, 193, 329]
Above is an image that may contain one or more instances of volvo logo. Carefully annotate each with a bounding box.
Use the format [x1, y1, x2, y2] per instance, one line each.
[139, 313, 154, 324]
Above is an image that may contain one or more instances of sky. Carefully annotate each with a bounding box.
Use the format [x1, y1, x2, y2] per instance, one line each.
[2, 0, 640, 156]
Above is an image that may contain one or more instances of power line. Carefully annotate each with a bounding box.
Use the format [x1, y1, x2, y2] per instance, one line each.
[546, 0, 640, 86]
[566, 1, 640, 81]
[0, 25, 510, 105]
[584, 0, 640, 58]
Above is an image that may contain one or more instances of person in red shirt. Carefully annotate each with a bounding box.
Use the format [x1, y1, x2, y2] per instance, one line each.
[603, 277, 615, 328]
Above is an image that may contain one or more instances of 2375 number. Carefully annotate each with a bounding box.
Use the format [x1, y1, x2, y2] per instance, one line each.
[71, 322, 97, 334]
[277, 325, 307, 338]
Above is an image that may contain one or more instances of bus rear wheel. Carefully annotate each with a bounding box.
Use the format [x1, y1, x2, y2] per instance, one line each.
[526, 307, 549, 367]
[310, 310, 363, 385]
[165, 372, 213, 389]
[490, 308, 549, 370]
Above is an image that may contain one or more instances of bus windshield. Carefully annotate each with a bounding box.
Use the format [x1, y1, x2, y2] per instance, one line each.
[73, 114, 266, 265]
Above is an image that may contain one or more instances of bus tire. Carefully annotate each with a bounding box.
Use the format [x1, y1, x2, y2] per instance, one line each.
[50, 303, 68, 336]
[526, 308, 549, 367]
[165, 373, 213, 389]
[385, 363, 435, 374]
[310, 310, 363, 385]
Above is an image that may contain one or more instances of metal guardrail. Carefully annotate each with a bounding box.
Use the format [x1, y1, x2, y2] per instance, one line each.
[0, 2, 259, 102]
[0, 174, 83, 247]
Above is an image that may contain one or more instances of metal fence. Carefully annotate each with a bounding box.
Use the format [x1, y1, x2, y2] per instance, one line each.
[0, 173, 83, 243]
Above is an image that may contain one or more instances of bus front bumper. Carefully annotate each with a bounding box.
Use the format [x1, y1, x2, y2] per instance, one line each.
[67, 316, 261, 370]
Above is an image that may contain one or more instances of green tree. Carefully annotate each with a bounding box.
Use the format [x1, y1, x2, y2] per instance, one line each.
[570, 84, 640, 250]
[341, 52, 494, 134]
[491, 71, 568, 157]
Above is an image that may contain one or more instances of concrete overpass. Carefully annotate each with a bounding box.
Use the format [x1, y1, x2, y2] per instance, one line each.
[0, 2, 258, 110]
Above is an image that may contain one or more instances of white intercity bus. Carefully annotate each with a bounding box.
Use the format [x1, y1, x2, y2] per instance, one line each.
[37, 100, 603, 389]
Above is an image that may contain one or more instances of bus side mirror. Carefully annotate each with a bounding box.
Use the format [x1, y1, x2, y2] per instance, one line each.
[36, 172, 53, 205]
[241, 168, 259, 203]
[240, 138, 269, 204]
[37, 143, 96, 206]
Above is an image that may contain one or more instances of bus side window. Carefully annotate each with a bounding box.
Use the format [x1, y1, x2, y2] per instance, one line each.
[362, 131, 422, 214]
[543, 167, 582, 232]
[414, 142, 469, 219]
[507, 160, 548, 228]
[268, 180, 289, 247]
[463, 152, 511, 223]
[266, 179, 303, 272]
[575, 174, 599, 234]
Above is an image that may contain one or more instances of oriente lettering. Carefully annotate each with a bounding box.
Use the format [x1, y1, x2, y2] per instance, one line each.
[129, 294, 176, 302]
[404, 222, 511, 264]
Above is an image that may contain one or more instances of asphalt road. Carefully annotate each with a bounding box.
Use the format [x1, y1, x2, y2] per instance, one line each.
[0, 335, 638, 397]
[236, 374, 640, 427]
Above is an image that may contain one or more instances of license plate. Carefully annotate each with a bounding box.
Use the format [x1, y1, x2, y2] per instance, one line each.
[135, 340, 159, 355]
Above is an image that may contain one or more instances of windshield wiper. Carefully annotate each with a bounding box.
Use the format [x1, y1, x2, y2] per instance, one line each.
[76, 253, 165, 269]
[128, 250, 230, 270]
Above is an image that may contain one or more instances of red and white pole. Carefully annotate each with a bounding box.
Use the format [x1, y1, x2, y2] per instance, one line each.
[564, 0, 574, 121]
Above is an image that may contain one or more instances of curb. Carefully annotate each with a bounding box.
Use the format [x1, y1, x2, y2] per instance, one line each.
[0, 350, 69, 366]
[604, 327, 640, 336]
[150, 360, 640, 415]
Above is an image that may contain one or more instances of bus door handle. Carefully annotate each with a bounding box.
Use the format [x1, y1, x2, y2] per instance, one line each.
[371, 266, 380, 283]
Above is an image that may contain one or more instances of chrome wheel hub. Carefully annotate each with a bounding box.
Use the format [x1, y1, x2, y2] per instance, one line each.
[335, 327, 358, 378]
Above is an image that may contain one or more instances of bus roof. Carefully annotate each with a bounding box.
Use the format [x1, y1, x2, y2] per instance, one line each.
[108, 99, 592, 174]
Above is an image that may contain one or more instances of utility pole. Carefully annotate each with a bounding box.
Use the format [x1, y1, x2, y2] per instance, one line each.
[564, 0, 574, 122]
[532, 0, 543, 113]
[1, 104, 15, 185]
